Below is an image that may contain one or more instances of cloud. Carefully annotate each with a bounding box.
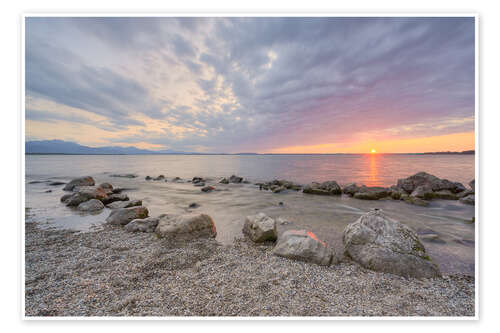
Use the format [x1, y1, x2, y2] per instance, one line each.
[25, 17, 475, 152]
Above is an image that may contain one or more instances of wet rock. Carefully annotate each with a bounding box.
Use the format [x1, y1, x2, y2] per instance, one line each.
[98, 183, 113, 192]
[343, 209, 440, 278]
[193, 182, 205, 187]
[48, 181, 66, 186]
[303, 181, 342, 195]
[396, 172, 465, 194]
[106, 199, 142, 209]
[188, 203, 200, 209]
[124, 217, 159, 233]
[402, 196, 430, 207]
[432, 190, 458, 200]
[343, 183, 361, 196]
[106, 206, 149, 226]
[273, 229, 333, 266]
[62, 192, 95, 207]
[63, 176, 95, 191]
[459, 194, 475, 205]
[171, 177, 182, 182]
[155, 213, 217, 240]
[192, 177, 204, 184]
[145, 176, 152, 180]
[271, 185, 285, 193]
[153, 175, 165, 181]
[102, 193, 129, 205]
[457, 189, 474, 199]
[201, 186, 215, 192]
[229, 175, 243, 183]
[219, 178, 229, 184]
[109, 174, 137, 178]
[353, 186, 391, 200]
[44, 189, 52, 193]
[243, 213, 278, 243]
[77, 199, 105, 212]
[410, 184, 434, 200]
[469, 179, 475, 190]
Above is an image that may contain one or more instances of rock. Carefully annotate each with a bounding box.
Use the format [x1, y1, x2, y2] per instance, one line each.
[77, 199, 105, 212]
[201, 186, 215, 192]
[353, 186, 391, 200]
[303, 181, 342, 195]
[402, 196, 430, 207]
[48, 181, 66, 186]
[109, 174, 137, 178]
[343, 209, 440, 278]
[219, 178, 229, 184]
[453, 182, 467, 193]
[343, 183, 361, 196]
[432, 190, 458, 200]
[229, 175, 243, 183]
[60, 193, 73, 203]
[188, 203, 200, 209]
[63, 176, 95, 191]
[105, 206, 149, 226]
[457, 189, 474, 199]
[124, 217, 159, 233]
[155, 213, 217, 240]
[273, 229, 333, 266]
[192, 177, 204, 184]
[98, 183, 113, 192]
[459, 194, 475, 205]
[102, 193, 129, 205]
[44, 189, 52, 193]
[271, 185, 285, 193]
[469, 179, 475, 190]
[62, 191, 95, 207]
[145, 176, 152, 180]
[153, 175, 165, 181]
[171, 177, 182, 182]
[242, 213, 278, 243]
[410, 184, 434, 200]
[396, 172, 465, 194]
[193, 182, 205, 187]
[106, 199, 142, 209]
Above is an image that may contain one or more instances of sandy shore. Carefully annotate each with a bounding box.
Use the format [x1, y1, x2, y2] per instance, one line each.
[25, 217, 475, 317]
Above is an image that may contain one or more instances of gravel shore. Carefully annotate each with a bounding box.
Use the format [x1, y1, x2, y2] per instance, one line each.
[25, 217, 475, 317]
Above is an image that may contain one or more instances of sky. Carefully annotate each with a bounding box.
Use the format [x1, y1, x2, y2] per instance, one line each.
[25, 17, 475, 153]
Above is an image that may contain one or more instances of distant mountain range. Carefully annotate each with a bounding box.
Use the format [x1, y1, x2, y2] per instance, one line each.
[25, 140, 215, 155]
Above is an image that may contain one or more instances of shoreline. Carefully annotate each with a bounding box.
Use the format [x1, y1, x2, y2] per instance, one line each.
[25, 217, 475, 317]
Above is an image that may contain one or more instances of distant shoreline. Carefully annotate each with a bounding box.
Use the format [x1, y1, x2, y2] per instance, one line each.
[25, 151, 475, 156]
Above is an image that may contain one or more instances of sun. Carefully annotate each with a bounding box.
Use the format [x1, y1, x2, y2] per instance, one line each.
[370, 149, 377, 153]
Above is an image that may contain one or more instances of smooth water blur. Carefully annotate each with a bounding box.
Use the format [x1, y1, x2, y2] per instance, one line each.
[25, 154, 475, 275]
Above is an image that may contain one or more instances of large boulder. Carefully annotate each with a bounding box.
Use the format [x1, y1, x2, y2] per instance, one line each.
[396, 172, 465, 194]
[155, 213, 217, 240]
[343, 210, 440, 278]
[459, 194, 475, 205]
[242, 213, 278, 242]
[106, 206, 149, 226]
[410, 184, 434, 200]
[353, 186, 391, 200]
[77, 199, 105, 212]
[63, 176, 95, 191]
[124, 217, 160, 233]
[106, 199, 142, 209]
[303, 181, 342, 195]
[73, 186, 109, 202]
[273, 229, 333, 266]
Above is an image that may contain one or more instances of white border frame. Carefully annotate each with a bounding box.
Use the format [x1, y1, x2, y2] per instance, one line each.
[20, 13, 479, 321]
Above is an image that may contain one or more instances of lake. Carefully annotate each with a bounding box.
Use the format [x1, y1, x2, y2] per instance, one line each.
[25, 154, 476, 275]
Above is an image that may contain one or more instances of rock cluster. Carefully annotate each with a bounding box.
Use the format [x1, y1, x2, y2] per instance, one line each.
[257, 179, 303, 193]
[303, 181, 342, 195]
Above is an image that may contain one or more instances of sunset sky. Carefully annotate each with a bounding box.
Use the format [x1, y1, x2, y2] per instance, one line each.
[25, 17, 475, 153]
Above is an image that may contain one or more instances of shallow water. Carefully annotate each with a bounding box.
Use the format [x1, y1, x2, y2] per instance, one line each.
[25, 154, 475, 276]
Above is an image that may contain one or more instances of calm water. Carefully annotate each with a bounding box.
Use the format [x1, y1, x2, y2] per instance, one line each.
[25, 154, 476, 275]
